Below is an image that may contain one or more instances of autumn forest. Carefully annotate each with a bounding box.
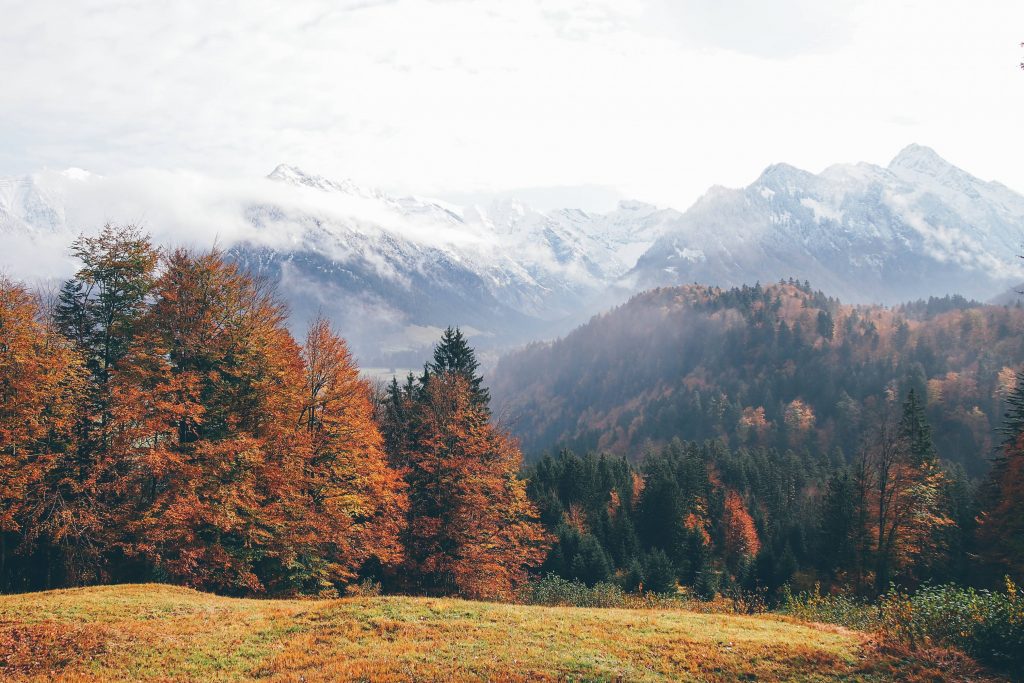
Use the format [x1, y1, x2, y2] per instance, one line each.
[0, 225, 545, 599]
[1, 225, 1023, 616]
[493, 282, 1024, 600]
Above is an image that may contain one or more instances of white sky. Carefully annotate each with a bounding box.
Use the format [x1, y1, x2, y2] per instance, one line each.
[1, 0, 1022, 210]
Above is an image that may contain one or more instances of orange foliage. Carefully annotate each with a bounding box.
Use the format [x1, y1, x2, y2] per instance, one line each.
[853, 413, 951, 592]
[121, 248, 308, 592]
[996, 366, 1018, 399]
[721, 490, 760, 564]
[565, 503, 589, 532]
[0, 280, 83, 550]
[87, 247, 407, 594]
[684, 511, 711, 547]
[403, 373, 548, 600]
[737, 406, 770, 444]
[927, 371, 978, 408]
[784, 399, 815, 433]
[298, 316, 407, 586]
[606, 489, 621, 518]
[977, 434, 1024, 580]
[631, 471, 645, 507]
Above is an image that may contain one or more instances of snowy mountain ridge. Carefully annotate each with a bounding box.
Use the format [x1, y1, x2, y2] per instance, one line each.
[2, 144, 1022, 365]
[0, 163, 661, 364]
[629, 144, 1024, 304]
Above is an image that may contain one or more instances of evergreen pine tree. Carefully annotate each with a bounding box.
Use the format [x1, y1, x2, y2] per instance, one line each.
[899, 389, 937, 465]
[642, 548, 676, 594]
[818, 469, 857, 577]
[621, 558, 644, 592]
[816, 309, 834, 340]
[775, 543, 798, 590]
[425, 327, 490, 411]
[571, 534, 612, 585]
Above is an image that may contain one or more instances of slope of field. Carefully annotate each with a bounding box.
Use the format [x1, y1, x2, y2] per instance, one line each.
[0, 584, 993, 682]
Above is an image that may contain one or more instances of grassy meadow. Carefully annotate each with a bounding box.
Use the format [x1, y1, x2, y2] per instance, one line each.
[0, 583, 1004, 682]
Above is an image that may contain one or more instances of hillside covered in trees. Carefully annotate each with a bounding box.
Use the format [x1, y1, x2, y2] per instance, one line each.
[0, 226, 545, 598]
[485, 281, 1024, 612]
[492, 282, 1024, 477]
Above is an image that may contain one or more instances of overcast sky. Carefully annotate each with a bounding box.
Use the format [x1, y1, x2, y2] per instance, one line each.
[2, 0, 1022, 209]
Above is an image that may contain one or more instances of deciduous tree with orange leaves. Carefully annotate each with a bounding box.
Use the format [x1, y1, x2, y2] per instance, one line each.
[120, 247, 308, 593]
[721, 489, 760, 571]
[976, 434, 1024, 583]
[408, 373, 548, 599]
[297, 316, 407, 591]
[0, 279, 83, 590]
[46, 224, 159, 585]
[107, 248, 411, 595]
[386, 330, 548, 600]
[977, 373, 1024, 583]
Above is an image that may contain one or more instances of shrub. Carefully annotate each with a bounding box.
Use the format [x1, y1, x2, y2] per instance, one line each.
[779, 585, 879, 631]
[881, 579, 1024, 674]
[345, 578, 383, 598]
[782, 580, 1024, 675]
[522, 574, 776, 613]
[521, 574, 626, 608]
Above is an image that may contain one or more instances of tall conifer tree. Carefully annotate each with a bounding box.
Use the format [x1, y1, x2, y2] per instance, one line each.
[425, 327, 490, 411]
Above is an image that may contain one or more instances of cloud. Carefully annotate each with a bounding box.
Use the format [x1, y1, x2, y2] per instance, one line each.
[0, 167, 478, 279]
[634, 0, 857, 59]
[1, 0, 1023, 211]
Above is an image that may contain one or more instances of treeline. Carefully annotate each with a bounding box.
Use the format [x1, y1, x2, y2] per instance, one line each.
[0, 225, 546, 598]
[527, 387, 1024, 599]
[492, 281, 1024, 477]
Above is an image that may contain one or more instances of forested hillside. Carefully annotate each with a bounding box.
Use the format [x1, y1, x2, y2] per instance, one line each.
[493, 281, 1024, 476]
[0, 226, 544, 598]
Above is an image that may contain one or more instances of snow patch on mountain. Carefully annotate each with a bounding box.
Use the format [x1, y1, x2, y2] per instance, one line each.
[629, 144, 1024, 304]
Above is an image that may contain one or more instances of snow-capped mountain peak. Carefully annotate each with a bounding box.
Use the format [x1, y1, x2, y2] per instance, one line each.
[888, 143, 954, 176]
[630, 146, 1024, 304]
[267, 163, 383, 200]
[757, 162, 815, 188]
[0, 170, 82, 234]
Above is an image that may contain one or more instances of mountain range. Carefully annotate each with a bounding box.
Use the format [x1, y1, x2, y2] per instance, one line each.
[1, 145, 1022, 367]
[628, 144, 1024, 304]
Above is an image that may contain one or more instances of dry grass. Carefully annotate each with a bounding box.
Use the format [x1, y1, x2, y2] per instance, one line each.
[0, 584, 1004, 681]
